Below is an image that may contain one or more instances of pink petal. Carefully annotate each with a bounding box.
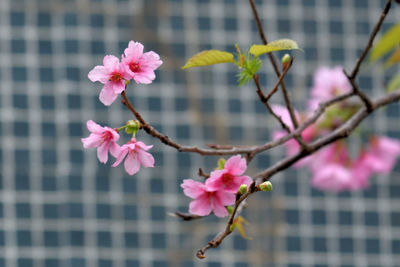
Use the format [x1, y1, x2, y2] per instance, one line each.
[216, 191, 236, 206]
[103, 55, 120, 68]
[181, 179, 206, 199]
[205, 170, 226, 191]
[99, 84, 119, 106]
[189, 194, 212, 216]
[97, 141, 109, 163]
[132, 73, 154, 84]
[86, 120, 103, 133]
[212, 194, 229, 218]
[135, 141, 153, 151]
[236, 175, 253, 188]
[136, 150, 154, 168]
[112, 148, 129, 167]
[88, 66, 108, 83]
[109, 142, 121, 158]
[111, 80, 126, 94]
[140, 51, 163, 69]
[81, 134, 102, 149]
[225, 155, 247, 175]
[124, 41, 144, 59]
[124, 152, 141, 175]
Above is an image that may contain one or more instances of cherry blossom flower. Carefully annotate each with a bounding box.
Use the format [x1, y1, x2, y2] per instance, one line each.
[308, 66, 352, 110]
[88, 55, 130, 106]
[205, 155, 252, 193]
[360, 136, 400, 174]
[81, 120, 120, 163]
[181, 179, 235, 217]
[112, 138, 154, 175]
[122, 41, 163, 84]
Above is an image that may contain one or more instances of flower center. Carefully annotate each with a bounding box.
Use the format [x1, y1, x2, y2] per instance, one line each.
[129, 62, 141, 73]
[221, 173, 233, 185]
[110, 72, 122, 82]
[101, 131, 113, 143]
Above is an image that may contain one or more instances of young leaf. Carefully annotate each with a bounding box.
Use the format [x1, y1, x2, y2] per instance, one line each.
[249, 39, 301, 57]
[230, 216, 252, 240]
[387, 72, 400, 93]
[369, 23, 400, 63]
[182, 50, 235, 69]
[384, 47, 400, 68]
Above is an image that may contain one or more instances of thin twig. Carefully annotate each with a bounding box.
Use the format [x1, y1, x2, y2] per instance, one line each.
[344, 0, 392, 111]
[248, 0, 299, 129]
[253, 75, 291, 133]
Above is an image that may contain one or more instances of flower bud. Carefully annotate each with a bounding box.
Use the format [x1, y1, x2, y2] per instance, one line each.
[281, 53, 291, 70]
[238, 184, 248, 195]
[217, 158, 226, 170]
[259, 181, 273, 192]
[125, 120, 141, 135]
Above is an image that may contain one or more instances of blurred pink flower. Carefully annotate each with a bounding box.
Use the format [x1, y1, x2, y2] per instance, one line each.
[308, 66, 352, 110]
[181, 179, 235, 217]
[205, 155, 252, 193]
[122, 41, 163, 84]
[360, 136, 400, 174]
[311, 164, 353, 192]
[88, 55, 130, 106]
[112, 138, 154, 175]
[81, 120, 120, 163]
[310, 143, 373, 192]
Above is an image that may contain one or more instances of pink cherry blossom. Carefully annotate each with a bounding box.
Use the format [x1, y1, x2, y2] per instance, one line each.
[311, 164, 353, 192]
[88, 55, 130, 106]
[205, 155, 252, 193]
[310, 143, 373, 192]
[112, 138, 154, 175]
[181, 179, 235, 217]
[360, 136, 400, 174]
[122, 41, 163, 84]
[308, 66, 352, 110]
[271, 104, 300, 130]
[81, 120, 120, 163]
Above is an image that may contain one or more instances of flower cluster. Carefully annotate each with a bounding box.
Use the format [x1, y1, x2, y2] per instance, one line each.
[181, 155, 252, 217]
[83, 41, 161, 175]
[81, 120, 154, 175]
[273, 66, 400, 192]
[88, 40, 162, 106]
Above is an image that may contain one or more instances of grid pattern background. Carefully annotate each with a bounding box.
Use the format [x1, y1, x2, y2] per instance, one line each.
[0, 0, 400, 266]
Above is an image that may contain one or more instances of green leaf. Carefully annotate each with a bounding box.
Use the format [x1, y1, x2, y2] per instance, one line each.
[370, 23, 400, 63]
[182, 50, 235, 69]
[249, 39, 301, 57]
[230, 216, 252, 240]
[387, 72, 400, 93]
[384, 47, 400, 68]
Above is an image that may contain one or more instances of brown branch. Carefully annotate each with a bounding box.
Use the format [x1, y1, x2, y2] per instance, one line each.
[196, 89, 400, 259]
[248, 0, 299, 129]
[121, 87, 355, 158]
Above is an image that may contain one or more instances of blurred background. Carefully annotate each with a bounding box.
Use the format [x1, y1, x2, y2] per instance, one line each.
[1, 0, 400, 266]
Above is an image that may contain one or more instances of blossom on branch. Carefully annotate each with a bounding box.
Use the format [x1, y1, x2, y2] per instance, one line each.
[122, 41, 163, 84]
[206, 155, 252, 193]
[81, 120, 120, 163]
[112, 138, 154, 175]
[181, 179, 235, 217]
[308, 66, 352, 110]
[88, 55, 130, 106]
[360, 136, 400, 174]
